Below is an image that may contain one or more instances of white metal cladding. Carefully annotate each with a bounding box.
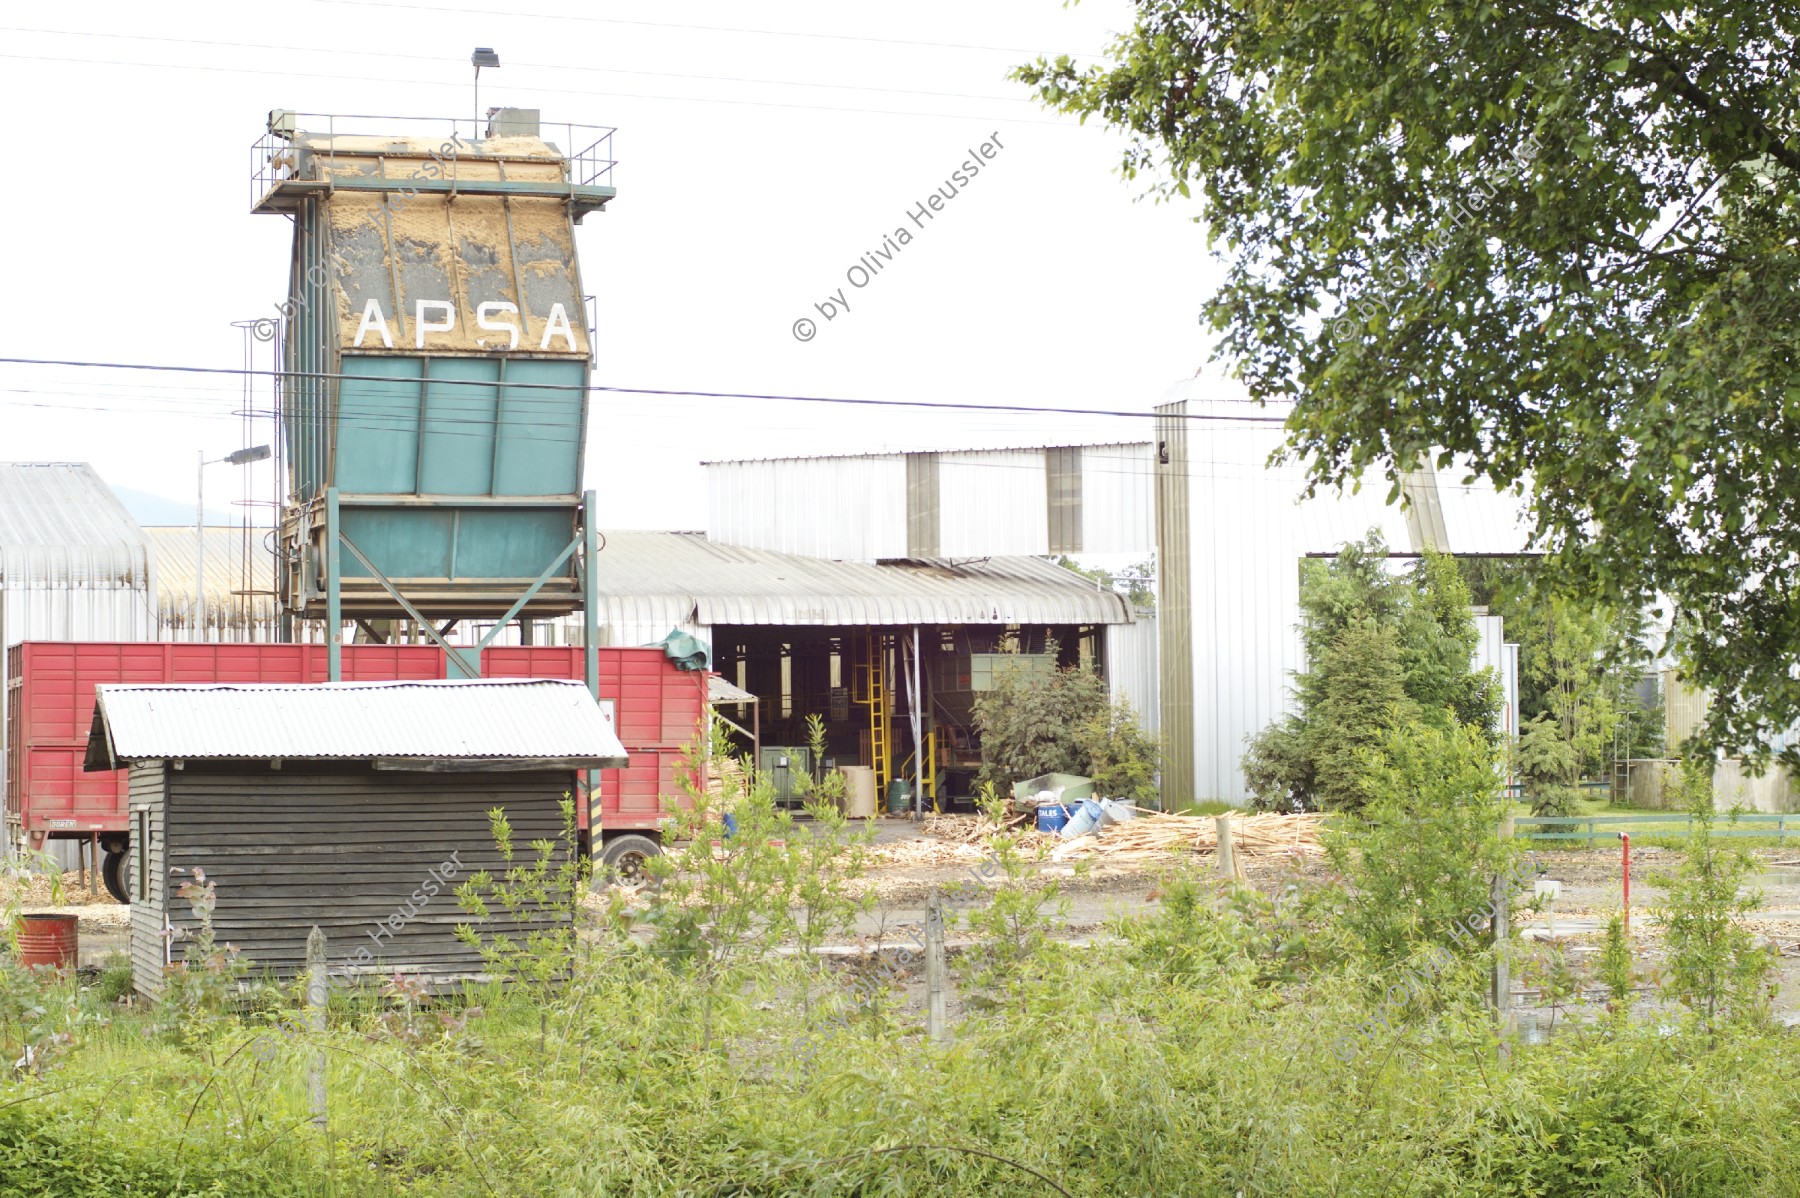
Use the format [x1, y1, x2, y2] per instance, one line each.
[590, 531, 1130, 627]
[706, 456, 907, 561]
[88, 679, 627, 765]
[1155, 378, 1534, 802]
[1081, 443, 1156, 554]
[0, 463, 154, 645]
[1473, 614, 1521, 740]
[1105, 611, 1160, 734]
[705, 443, 1157, 560]
[1436, 460, 1539, 553]
[937, 450, 1049, 557]
[0, 464, 151, 588]
[143, 527, 282, 643]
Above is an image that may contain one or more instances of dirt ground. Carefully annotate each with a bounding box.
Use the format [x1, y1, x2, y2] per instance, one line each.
[824, 820, 1800, 1024]
[21, 819, 1800, 1020]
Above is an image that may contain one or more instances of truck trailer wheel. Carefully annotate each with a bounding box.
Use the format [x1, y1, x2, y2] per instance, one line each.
[102, 850, 131, 904]
[598, 834, 662, 885]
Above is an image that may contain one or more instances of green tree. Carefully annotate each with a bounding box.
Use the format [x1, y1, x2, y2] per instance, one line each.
[1307, 619, 1415, 811]
[1053, 555, 1157, 609]
[1017, 3, 1800, 769]
[1514, 714, 1582, 818]
[1243, 533, 1498, 811]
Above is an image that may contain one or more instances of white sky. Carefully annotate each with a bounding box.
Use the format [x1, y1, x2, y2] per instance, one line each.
[0, 0, 1234, 530]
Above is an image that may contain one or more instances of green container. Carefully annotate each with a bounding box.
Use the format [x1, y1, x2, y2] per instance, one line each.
[885, 780, 914, 814]
[1011, 773, 1094, 803]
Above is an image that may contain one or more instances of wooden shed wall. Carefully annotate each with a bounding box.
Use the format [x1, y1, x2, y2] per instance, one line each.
[127, 763, 168, 998]
[145, 764, 575, 992]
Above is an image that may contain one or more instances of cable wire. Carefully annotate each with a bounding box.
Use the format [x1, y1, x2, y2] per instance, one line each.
[0, 357, 1291, 424]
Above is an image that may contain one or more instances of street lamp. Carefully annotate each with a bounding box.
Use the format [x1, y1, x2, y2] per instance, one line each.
[196, 445, 271, 641]
[472, 47, 499, 138]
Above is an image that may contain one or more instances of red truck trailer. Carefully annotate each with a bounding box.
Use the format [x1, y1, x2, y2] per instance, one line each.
[482, 645, 708, 881]
[5, 642, 707, 898]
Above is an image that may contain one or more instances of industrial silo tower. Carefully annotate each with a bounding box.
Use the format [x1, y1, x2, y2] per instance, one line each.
[250, 107, 616, 682]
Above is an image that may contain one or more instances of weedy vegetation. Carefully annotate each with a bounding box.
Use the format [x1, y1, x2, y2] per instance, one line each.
[1, 726, 1798, 1195]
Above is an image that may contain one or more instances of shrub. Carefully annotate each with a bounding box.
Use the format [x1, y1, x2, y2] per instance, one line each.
[1654, 760, 1775, 1028]
[1328, 718, 1520, 966]
[973, 652, 1159, 800]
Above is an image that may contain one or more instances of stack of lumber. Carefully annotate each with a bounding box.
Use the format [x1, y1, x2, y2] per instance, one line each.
[1048, 810, 1326, 863]
[706, 757, 748, 808]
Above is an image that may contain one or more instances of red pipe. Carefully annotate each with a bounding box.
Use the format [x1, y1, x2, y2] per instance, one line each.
[1619, 832, 1631, 931]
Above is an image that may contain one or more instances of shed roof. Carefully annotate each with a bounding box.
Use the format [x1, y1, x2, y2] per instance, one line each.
[0, 463, 151, 587]
[84, 678, 628, 771]
[590, 531, 1132, 628]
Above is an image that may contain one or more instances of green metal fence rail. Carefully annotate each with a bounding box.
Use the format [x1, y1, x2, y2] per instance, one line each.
[1513, 813, 1798, 846]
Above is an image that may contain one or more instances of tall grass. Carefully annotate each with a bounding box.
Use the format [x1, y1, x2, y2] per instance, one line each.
[4, 869, 1800, 1195]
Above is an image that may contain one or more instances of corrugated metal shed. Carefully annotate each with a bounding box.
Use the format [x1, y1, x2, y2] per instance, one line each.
[86, 678, 627, 768]
[591, 531, 1131, 630]
[142, 527, 280, 642]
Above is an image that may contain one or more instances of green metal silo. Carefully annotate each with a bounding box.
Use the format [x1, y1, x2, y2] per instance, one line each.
[251, 108, 617, 679]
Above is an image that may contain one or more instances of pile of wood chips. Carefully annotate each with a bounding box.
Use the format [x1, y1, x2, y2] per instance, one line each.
[920, 811, 1029, 844]
[17, 869, 117, 908]
[899, 808, 1326, 869]
[1047, 809, 1327, 863]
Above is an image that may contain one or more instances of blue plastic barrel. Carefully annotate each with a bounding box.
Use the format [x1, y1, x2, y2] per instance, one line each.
[1036, 804, 1071, 834]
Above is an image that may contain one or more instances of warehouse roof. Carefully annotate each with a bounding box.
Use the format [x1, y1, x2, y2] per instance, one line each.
[142, 526, 279, 632]
[590, 531, 1132, 628]
[84, 679, 628, 771]
[0, 463, 151, 587]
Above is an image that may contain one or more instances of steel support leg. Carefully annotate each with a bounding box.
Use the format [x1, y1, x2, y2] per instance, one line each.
[583, 490, 602, 868]
[326, 488, 342, 681]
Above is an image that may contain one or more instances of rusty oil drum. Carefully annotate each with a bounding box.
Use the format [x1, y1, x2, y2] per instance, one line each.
[13, 913, 79, 970]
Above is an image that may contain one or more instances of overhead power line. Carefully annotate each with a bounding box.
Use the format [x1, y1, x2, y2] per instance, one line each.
[0, 27, 1037, 105]
[0, 356, 1291, 425]
[302, 0, 1103, 57]
[0, 51, 1063, 127]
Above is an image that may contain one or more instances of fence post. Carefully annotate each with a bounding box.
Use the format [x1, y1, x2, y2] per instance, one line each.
[1216, 815, 1234, 880]
[925, 888, 948, 1047]
[306, 925, 328, 1130]
[1491, 816, 1513, 1043]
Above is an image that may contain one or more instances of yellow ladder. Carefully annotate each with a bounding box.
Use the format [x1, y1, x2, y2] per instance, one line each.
[854, 633, 893, 793]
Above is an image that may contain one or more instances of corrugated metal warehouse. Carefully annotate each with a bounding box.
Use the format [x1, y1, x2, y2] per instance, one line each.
[85, 678, 627, 996]
[143, 526, 281, 643]
[700, 390, 1531, 805]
